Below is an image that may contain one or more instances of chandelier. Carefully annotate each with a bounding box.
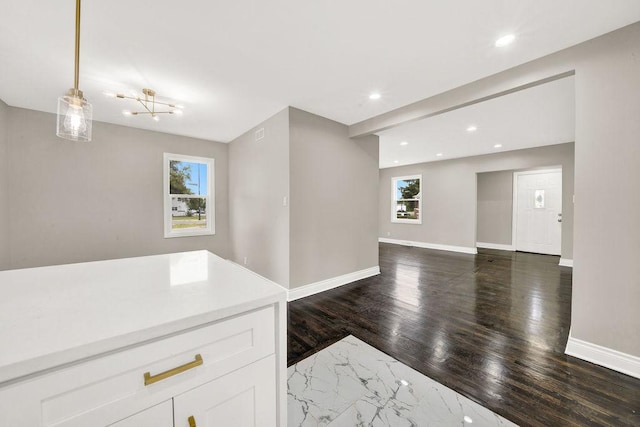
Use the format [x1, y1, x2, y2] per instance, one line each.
[108, 88, 184, 121]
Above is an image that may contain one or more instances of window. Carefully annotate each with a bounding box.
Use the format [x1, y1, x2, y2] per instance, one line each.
[164, 153, 215, 238]
[391, 175, 422, 224]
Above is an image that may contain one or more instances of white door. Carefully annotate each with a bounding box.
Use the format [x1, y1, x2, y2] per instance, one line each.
[514, 170, 562, 255]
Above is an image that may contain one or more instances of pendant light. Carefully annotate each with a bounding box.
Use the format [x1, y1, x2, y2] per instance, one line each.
[57, 0, 92, 142]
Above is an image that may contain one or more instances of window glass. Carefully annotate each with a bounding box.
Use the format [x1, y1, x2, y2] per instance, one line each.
[164, 154, 214, 238]
[392, 175, 422, 224]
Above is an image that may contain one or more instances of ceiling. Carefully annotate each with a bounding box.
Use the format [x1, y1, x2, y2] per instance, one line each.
[0, 1, 639, 144]
[378, 76, 575, 168]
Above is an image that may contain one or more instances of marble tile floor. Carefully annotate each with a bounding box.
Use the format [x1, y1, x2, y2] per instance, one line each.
[288, 335, 518, 427]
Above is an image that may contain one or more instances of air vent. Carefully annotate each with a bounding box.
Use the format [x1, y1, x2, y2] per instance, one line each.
[255, 128, 265, 142]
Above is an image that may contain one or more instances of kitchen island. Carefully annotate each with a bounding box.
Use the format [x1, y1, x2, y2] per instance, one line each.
[0, 250, 287, 426]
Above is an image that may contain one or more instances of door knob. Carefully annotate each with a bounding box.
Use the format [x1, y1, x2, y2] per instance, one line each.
[188, 415, 196, 427]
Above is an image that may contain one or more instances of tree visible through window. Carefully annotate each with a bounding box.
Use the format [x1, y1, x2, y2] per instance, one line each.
[164, 153, 215, 238]
[392, 175, 422, 224]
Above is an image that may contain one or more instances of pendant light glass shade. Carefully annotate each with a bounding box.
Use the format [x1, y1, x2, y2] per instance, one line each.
[57, 90, 92, 142]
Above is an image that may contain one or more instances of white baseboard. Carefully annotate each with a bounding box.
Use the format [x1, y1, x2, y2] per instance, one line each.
[476, 242, 515, 251]
[565, 335, 640, 379]
[287, 266, 380, 302]
[379, 237, 477, 255]
[559, 258, 574, 267]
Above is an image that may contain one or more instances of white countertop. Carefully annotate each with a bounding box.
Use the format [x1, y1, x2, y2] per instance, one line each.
[0, 251, 286, 385]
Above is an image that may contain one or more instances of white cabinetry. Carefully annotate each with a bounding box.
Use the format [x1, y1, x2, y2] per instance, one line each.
[111, 354, 276, 427]
[174, 355, 276, 427]
[111, 401, 174, 427]
[0, 251, 287, 427]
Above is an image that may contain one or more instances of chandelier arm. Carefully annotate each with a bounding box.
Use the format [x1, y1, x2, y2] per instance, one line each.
[117, 94, 139, 101]
[151, 100, 178, 108]
[136, 98, 154, 114]
[116, 94, 178, 108]
[128, 111, 174, 115]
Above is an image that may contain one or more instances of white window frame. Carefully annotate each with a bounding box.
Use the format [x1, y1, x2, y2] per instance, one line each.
[163, 153, 215, 238]
[391, 174, 422, 224]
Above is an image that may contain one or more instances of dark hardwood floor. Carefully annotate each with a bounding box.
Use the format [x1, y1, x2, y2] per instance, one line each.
[287, 243, 640, 426]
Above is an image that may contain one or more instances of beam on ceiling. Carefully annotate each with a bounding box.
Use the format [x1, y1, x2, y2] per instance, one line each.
[348, 50, 578, 138]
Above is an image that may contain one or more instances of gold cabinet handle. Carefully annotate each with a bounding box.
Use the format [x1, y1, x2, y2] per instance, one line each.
[188, 415, 196, 427]
[143, 354, 203, 386]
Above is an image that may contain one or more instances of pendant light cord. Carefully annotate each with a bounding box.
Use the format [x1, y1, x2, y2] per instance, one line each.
[74, 0, 81, 92]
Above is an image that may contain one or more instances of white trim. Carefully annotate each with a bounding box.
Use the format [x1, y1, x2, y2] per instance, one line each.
[287, 267, 381, 302]
[559, 258, 574, 267]
[565, 335, 640, 379]
[476, 242, 515, 251]
[512, 167, 562, 252]
[379, 237, 477, 254]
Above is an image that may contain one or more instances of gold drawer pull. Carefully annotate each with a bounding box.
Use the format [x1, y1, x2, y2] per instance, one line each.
[188, 415, 197, 427]
[143, 354, 203, 386]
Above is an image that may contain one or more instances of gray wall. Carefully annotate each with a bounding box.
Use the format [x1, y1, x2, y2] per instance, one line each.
[365, 22, 640, 358]
[0, 100, 9, 269]
[289, 108, 379, 289]
[570, 24, 640, 356]
[476, 170, 513, 246]
[228, 108, 290, 287]
[379, 143, 575, 259]
[3, 107, 229, 270]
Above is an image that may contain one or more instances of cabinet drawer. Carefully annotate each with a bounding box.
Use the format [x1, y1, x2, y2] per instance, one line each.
[0, 305, 275, 427]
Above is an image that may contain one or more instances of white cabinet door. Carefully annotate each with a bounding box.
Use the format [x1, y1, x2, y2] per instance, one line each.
[174, 355, 276, 427]
[109, 401, 173, 427]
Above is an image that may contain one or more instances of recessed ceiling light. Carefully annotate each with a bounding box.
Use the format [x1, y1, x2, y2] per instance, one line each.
[494, 144, 503, 148]
[495, 34, 515, 47]
[400, 379, 409, 386]
[436, 153, 443, 157]
[393, 160, 399, 164]
[467, 125, 477, 132]
[369, 93, 381, 100]
[122, 110, 132, 116]
[464, 415, 473, 423]
[399, 141, 409, 146]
